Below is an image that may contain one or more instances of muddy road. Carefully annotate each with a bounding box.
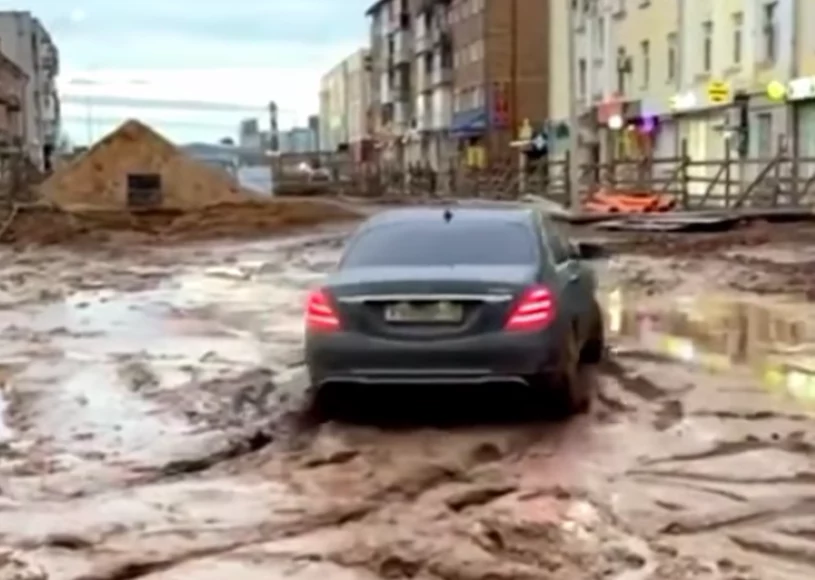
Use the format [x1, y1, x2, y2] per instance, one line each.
[0, 222, 813, 580]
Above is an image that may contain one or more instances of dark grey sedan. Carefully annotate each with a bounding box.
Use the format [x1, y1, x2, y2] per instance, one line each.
[304, 206, 605, 416]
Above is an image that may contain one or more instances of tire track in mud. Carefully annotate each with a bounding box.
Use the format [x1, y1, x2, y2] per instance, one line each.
[0, 365, 661, 580]
[578, 347, 815, 578]
[5, 237, 815, 579]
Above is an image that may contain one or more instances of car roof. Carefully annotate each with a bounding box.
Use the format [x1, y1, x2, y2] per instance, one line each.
[362, 206, 537, 228]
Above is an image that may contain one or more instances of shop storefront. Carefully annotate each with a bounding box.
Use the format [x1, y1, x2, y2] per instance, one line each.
[669, 88, 729, 197]
[788, 77, 815, 165]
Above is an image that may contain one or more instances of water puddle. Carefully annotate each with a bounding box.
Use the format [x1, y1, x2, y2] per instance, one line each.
[0, 248, 340, 481]
[604, 289, 815, 408]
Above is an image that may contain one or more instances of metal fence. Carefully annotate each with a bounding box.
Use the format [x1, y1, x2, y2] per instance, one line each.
[269, 140, 815, 211]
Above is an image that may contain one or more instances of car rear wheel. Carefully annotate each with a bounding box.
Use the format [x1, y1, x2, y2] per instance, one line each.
[529, 329, 588, 418]
[580, 301, 605, 364]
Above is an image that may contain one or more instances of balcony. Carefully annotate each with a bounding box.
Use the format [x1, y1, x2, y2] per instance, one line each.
[429, 24, 451, 48]
[431, 88, 452, 130]
[431, 66, 452, 86]
[417, 65, 432, 93]
[415, 94, 432, 131]
[394, 101, 411, 128]
[393, 30, 411, 64]
[414, 33, 431, 54]
[379, 73, 394, 104]
[416, 0, 436, 14]
[416, 109, 434, 131]
[387, 10, 410, 34]
[41, 49, 58, 76]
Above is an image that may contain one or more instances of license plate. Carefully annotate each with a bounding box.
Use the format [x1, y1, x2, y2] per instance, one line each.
[384, 301, 463, 323]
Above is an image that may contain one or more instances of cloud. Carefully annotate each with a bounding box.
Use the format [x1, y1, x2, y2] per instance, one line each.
[2, 0, 372, 141]
[58, 56, 361, 123]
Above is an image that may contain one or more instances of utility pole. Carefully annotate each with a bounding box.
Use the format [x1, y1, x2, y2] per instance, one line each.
[268, 101, 279, 196]
[566, 0, 581, 209]
[509, 0, 518, 141]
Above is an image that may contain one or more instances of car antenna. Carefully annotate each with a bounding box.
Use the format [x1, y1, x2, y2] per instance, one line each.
[442, 207, 453, 222]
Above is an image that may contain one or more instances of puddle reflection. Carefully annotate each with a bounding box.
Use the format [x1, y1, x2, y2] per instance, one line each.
[604, 289, 815, 407]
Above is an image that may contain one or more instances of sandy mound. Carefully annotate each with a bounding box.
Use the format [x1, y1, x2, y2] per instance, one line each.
[0, 198, 362, 246]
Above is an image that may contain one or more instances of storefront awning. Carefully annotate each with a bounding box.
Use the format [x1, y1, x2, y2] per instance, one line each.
[451, 108, 488, 137]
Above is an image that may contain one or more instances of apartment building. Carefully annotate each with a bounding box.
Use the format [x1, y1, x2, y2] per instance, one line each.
[367, 0, 549, 168]
[318, 48, 371, 158]
[564, 0, 680, 165]
[367, 0, 413, 166]
[318, 61, 348, 153]
[0, 49, 26, 148]
[0, 11, 59, 170]
[410, 0, 454, 169]
[449, 0, 550, 165]
[560, 0, 811, 186]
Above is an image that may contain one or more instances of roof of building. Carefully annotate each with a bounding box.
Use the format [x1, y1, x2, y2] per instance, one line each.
[365, 0, 389, 16]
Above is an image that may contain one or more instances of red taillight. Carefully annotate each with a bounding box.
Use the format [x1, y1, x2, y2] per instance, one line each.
[504, 285, 555, 331]
[305, 288, 340, 331]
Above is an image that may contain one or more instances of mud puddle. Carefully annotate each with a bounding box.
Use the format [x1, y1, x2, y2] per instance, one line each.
[595, 289, 815, 579]
[604, 289, 815, 409]
[2, 236, 815, 579]
[0, 238, 344, 499]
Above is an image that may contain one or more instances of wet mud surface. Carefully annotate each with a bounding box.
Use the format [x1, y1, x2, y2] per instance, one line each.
[0, 222, 813, 579]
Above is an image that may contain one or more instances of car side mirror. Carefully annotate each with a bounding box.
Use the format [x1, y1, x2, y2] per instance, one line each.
[573, 241, 607, 260]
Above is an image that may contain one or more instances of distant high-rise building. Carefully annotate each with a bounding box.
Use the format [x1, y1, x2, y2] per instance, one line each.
[238, 117, 262, 149]
[307, 115, 320, 150]
[279, 126, 318, 153]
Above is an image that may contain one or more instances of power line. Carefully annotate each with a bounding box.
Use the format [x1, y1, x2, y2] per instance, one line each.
[61, 115, 248, 129]
[60, 94, 275, 113]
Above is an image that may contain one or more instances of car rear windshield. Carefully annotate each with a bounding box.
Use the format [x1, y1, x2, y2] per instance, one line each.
[341, 220, 537, 267]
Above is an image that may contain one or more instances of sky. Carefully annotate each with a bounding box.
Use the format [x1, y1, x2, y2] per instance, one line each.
[0, 0, 371, 144]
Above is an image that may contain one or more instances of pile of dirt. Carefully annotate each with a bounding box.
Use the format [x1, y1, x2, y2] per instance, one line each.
[0, 198, 362, 246]
[604, 219, 815, 256]
[39, 119, 256, 211]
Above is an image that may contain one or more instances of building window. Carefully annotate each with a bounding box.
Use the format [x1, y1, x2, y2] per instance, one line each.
[666, 32, 677, 82]
[640, 40, 650, 88]
[578, 58, 587, 98]
[616, 47, 628, 94]
[596, 18, 605, 56]
[702, 21, 713, 73]
[469, 39, 484, 62]
[762, 1, 777, 63]
[732, 12, 743, 65]
[756, 112, 773, 158]
[473, 86, 484, 108]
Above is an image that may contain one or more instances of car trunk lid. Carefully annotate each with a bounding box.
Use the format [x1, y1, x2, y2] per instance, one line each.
[326, 265, 536, 339]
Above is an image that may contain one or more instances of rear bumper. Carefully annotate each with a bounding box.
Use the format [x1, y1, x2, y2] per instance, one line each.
[305, 329, 565, 387]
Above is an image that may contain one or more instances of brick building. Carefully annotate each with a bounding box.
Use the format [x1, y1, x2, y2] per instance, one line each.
[449, 0, 550, 165]
[365, 0, 550, 169]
